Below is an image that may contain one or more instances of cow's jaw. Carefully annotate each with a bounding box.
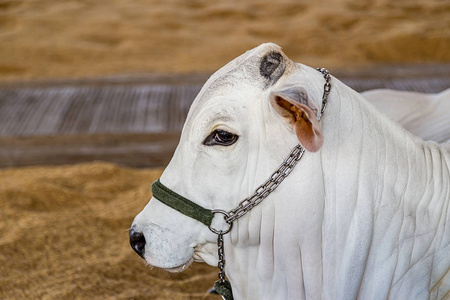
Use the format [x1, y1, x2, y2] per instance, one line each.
[193, 242, 220, 266]
[164, 258, 194, 273]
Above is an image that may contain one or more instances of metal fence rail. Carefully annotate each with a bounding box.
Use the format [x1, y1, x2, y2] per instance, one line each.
[0, 74, 449, 137]
[0, 84, 202, 136]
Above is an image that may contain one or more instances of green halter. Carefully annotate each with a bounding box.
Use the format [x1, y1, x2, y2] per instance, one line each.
[151, 179, 214, 227]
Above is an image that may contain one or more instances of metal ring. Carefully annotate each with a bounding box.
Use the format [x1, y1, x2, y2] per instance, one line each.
[208, 209, 233, 235]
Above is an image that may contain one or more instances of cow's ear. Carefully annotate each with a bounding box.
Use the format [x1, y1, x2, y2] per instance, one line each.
[270, 87, 323, 152]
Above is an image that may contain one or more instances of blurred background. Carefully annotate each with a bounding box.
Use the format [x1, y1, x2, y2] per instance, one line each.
[1, 0, 449, 81]
[0, 0, 449, 299]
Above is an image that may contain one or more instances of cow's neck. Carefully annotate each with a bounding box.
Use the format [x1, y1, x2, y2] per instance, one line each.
[223, 79, 450, 300]
[221, 133, 326, 299]
[223, 167, 326, 300]
[319, 80, 450, 299]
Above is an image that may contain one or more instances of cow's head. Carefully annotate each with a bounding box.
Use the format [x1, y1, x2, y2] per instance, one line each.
[130, 43, 326, 272]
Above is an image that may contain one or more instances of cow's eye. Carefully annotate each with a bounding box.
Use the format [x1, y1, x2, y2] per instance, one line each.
[203, 129, 238, 146]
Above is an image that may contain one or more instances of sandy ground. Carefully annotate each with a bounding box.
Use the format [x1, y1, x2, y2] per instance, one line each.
[1, 0, 449, 82]
[0, 162, 218, 299]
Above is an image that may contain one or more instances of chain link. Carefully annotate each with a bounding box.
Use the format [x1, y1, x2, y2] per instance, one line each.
[316, 67, 331, 121]
[225, 144, 305, 223]
[217, 232, 226, 284]
[211, 68, 331, 296]
[223, 68, 331, 224]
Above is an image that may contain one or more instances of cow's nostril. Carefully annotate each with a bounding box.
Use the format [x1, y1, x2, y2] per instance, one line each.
[129, 228, 146, 259]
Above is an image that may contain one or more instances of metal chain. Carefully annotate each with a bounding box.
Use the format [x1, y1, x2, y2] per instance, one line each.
[211, 68, 331, 298]
[217, 232, 226, 284]
[225, 144, 305, 223]
[317, 67, 331, 121]
[223, 68, 331, 224]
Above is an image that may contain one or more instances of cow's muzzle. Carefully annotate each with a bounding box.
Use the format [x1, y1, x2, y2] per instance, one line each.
[129, 227, 146, 259]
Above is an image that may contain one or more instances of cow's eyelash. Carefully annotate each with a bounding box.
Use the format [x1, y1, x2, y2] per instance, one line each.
[203, 129, 239, 146]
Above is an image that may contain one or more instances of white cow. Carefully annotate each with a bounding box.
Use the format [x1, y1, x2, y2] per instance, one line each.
[362, 89, 450, 145]
[130, 43, 450, 300]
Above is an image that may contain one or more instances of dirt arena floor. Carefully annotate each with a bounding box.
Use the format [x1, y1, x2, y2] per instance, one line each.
[0, 163, 218, 299]
[0, 0, 449, 299]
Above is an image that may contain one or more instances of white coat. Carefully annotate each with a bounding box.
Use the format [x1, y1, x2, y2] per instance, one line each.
[131, 43, 450, 299]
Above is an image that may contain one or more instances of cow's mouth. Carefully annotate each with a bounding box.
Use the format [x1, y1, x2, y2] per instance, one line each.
[164, 257, 194, 273]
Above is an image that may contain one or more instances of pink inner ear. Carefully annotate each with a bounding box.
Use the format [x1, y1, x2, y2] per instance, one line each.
[273, 96, 324, 152]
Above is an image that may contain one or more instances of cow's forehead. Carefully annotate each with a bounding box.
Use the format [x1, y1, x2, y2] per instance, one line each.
[188, 43, 296, 120]
[204, 43, 292, 89]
